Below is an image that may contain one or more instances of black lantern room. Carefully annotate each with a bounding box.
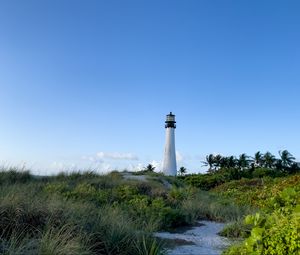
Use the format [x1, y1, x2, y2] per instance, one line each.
[165, 112, 176, 128]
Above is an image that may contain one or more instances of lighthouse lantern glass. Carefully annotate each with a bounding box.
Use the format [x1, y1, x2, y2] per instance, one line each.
[166, 115, 175, 122]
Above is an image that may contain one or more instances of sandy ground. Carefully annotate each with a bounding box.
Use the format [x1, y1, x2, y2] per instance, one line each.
[121, 172, 173, 189]
[155, 220, 232, 255]
[121, 172, 149, 181]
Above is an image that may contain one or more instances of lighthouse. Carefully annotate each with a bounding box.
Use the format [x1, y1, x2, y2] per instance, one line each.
[162, 112, 177, 176]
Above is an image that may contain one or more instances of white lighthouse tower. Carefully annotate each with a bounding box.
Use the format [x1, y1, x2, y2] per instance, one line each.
[162, 112, 177, 176]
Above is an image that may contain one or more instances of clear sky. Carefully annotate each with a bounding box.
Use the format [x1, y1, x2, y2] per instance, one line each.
[0, 0, 299, 174]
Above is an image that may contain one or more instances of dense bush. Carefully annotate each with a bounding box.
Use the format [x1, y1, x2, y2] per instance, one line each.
[181, 173, 229, 190]
[181, 166, 291, 191]
[251, 168, 283, 178]
[182, 171, 300, 255]
[217, 174, 300, 255]
[219, 219, 251, 239]
[213, 175, 300, 208]
[223, 186, 300, 255]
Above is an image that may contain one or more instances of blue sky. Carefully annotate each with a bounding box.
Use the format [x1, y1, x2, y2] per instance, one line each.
[0, 0, 299, 174]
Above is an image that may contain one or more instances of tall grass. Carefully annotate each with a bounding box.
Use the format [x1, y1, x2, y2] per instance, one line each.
[0, 169, 169, 254]
[0, 230, 34, 255]
[0, 168, 249, 255]
[133, 235, 166, 255]
[181, 190, 254, 223]
[0, 167, 32, 185]
[38, 225, 90, 255]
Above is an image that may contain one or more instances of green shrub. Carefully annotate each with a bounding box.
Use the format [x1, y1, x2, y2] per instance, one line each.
[182, 173, 228, 190]
[214, 175, 300, 209]
[45, 182, 70, 194]
[252, 168, 276, 178]
[219, 219, 251, 238]
[223, 186, 300, 255]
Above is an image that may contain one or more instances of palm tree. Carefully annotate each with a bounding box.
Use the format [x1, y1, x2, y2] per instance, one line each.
[201, 154, 215, 172]
[252, 151, 263, 167]
[289, 162, 300, 174]
[275, 159, 283, 171]
[178, 166, 187, 176]
[214, 154, 223, 170]
[144, 164, 155, 172]
[279, 150, 295, 168]
[263, 152, 276, 168]
[220, 156, 237, 168]
[220, 157, 228, 168]
[227, 156, 238, 168]
[238, 153, 250, 169]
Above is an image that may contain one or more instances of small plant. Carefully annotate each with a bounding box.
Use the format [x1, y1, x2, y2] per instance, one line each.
[133, 235, 166, 255]
[219, 219, 251, 238]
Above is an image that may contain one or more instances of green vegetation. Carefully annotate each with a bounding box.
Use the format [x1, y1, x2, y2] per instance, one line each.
[183, 150, 299, 190]
[181, 150, 300, 254]
[201, 150, 299, 174]
[0, 167, 246, 255]
[220, 177, 300, 255]
[1, 150, 299, 254]
[213, 175, 300, 208]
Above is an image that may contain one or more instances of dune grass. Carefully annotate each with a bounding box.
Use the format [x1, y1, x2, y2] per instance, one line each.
[0, 168, 249, 255]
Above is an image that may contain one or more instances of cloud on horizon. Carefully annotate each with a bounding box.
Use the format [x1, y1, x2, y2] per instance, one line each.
[79, 151, 140, 173]
[82, 151, 139, 162]
[96, 152, 139, 160]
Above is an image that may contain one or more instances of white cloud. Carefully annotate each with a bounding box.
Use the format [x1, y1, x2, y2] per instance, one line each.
[126, 161, 162, 172]
[49, 160, 113, 175]
[96, 152, 138, 160]
[97, 162, 113, 172]
[150, 160, 162, 172]
[79, 151, 140, 174]
[81, 155, 103, 163]
[127, 163, 144, 172]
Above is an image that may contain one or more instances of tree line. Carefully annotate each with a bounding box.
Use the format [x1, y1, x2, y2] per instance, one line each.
[202, 150, 300, 175]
